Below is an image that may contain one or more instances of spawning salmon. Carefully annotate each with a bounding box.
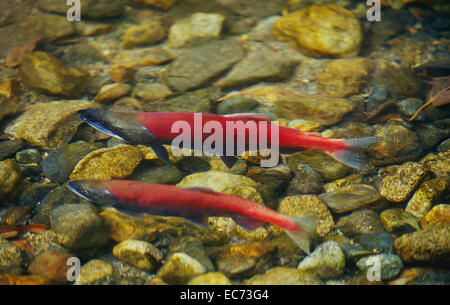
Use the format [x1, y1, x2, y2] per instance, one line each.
[67, 179, 317, 254]
[78, 109, 379, 170]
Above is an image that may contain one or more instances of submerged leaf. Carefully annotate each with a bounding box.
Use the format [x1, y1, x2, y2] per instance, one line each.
[428, 77, 450, 107]
[0, 274, 47, 285]
[409, 78, 450, 122]
[11, 239, 35, 255]
[5, 36, 42, 68]
[0, 224, 49, 236]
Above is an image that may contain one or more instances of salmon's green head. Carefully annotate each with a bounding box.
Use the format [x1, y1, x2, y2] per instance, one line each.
[78, 109, 156, 145]
[66, 179, 118, 205]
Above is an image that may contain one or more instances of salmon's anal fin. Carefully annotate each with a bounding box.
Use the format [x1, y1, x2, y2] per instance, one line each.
[224, 113, 270, 122]
[221, 155, 238, 169]
[234, 216, 265, 231]
[326, 136, 381, 171]
[284, 216, 318, 255]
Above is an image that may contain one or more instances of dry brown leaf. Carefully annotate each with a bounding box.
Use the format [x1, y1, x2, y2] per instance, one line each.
[21, 224, 50, 234]
[362, 101, 396, 123]
[12, 239, 36, 255]
[409, 80, 450, 122]
[0, 223, 49, 235]
[0, 274, 48, 285]
[5, 36, 42, 68]
[428, 77, 450, 107]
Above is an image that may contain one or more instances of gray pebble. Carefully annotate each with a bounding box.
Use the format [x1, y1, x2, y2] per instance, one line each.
[50, 203, 110, 251]
[356, 254, 403, 281]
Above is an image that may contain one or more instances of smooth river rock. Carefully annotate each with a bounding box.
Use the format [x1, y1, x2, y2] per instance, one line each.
[5, 100, 98, 149]
[273, 4, 362, 58]
[160, 39, 244, 92]
[319, 184, 382, 214]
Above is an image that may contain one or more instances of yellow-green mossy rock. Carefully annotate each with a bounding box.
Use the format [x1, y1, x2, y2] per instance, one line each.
[379, 162, 426, 203]
[0, 159, 21, 198]
[273, 4, 362, 58]
[420, 151, 449, 178]
[75, 260, 114, 285]
[112, 240, 163, 271]
[316, 58, 374, 97]
[323, 174, 364, 193]
[0, 96, 21, 122]
[286, 150, 350, 181]
[187, 272, 232, 285]
[405, 177, 448, 219]
[70, 145, 142, 180]
[5, 100, 98, 149]
[177, 170, 263, 200]
[20, 51, 87, 98]
[394, 225, 450, 264]
[421, 204, 450, 229]
[121, 21, 167, 49]
[157, 253, 206, 284]
[380, 208, 420, 234]
[277, 195, 334, 237]
[99, 209, 227, 245]
[245, 267, 322, 285]
[267, 94, 355, 126]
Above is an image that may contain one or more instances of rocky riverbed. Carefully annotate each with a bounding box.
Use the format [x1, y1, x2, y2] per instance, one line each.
[0, 0, 449, 285]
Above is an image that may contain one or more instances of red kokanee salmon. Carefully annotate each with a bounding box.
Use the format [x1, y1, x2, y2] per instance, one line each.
[78, 109, 379, 170]
[67, 179, 317, 253]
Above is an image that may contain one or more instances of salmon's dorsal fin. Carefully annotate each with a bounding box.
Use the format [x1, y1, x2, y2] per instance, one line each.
[182, 186, 220, 195]
[223, 113, 270, 122]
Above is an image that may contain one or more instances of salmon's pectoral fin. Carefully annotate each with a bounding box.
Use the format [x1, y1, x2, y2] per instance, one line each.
[233, 216, 265, 231]
[150, 143, 171, 166]
[284, 216, 318, 255]
[220, 155, 239, 169]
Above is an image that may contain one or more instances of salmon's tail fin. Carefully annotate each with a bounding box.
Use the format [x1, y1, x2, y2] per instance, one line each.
[284, 216, 318, 255]
[326, 136, 381, 171]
